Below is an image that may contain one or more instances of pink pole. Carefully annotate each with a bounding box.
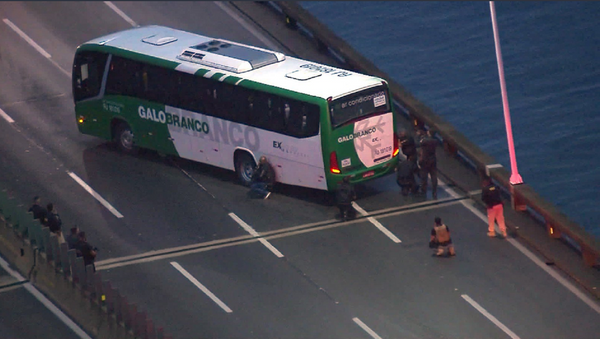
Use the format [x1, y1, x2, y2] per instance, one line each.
[489, 1, 523, 185]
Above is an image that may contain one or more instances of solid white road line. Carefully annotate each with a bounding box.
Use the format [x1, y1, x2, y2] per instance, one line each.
[104, 1, 138, 27]
[508, 237, 600, 315]
[3, 18, 51, 58]
[228, 212, 284, 258]
[0, 108, 15, 123]
[170, 261, 233, 313]
[352, 317, 383, 339]
[213, 1, 281, 51]
[67, 171, 124, 218]
[0, 256, 92, 339]
[3, 18, 70, 77]
[455, 193, 600, 315]
[352, 202, 402, 243]
[461, 294, 521, 339]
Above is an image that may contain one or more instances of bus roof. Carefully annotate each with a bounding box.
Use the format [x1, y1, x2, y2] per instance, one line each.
[79, 25, 385, 100]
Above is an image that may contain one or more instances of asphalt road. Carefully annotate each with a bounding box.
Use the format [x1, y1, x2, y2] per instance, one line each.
[1, 2, 600, 338]
[0, 256, 89, 339]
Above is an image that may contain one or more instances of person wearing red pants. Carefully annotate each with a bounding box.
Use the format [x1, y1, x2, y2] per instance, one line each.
[481, 176, 507, 238]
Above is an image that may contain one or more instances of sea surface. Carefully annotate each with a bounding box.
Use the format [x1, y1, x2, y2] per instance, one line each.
[300, 1, 600, 238]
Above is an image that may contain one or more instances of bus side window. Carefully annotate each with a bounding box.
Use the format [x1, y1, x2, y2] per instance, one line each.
[266, 96, 284, 132]
[142, 64, 180, 107]
[253, 92, 272, 130]
[286, 101, 319, 138]
[301, 103, 320, 137]
[106, 56, 143, 98]
[178, 72, 206, 113]
[73, 51, 108, 102]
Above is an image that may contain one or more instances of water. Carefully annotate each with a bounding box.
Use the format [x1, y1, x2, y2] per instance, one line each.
[300, 1, 600, 238]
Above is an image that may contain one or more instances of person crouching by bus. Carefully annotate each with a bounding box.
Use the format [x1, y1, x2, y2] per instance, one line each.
[430, 217, 456, 257]
[396, 154, 419, 195]
[336, 176, 357, 221]
[250, 156, 276, 199]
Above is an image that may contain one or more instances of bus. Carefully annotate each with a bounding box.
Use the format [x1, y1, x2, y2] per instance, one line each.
[72, 25, 399, 191]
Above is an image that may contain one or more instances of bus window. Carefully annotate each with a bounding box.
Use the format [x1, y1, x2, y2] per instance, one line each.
[285, 101, 319, 138]
[106, 56, 144, 98]
[329, 85, 390, 128]
[142, 64, 180, 106]
[176, 72, 203, 113]
[72, 51, 108, 102]
[266, 96, 284, 132]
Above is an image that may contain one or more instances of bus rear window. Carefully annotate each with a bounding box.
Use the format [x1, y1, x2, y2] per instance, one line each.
[329, 85, 390, 128]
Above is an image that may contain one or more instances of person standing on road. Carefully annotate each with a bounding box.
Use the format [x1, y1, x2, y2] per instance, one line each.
[396, 154, 419, 195]
[75, 231, 97, 272]
[398, 129, 417, 159]
[417, 129, 438, 199]
[67, 226, 80, 250]
[430, 217, 456, 257]
[28, 196, 48, 225]
[482, 176, 507, 238]
[46, 203, 65, 244]
[336, 176, 356, 221]
[250, 156, 276, 199]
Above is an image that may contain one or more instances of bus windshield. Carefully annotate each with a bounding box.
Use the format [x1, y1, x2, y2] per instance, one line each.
[329, 85, 390, 129]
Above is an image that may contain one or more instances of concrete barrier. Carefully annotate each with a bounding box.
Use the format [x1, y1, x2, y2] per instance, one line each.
[266, 1, 600, 268]
[0, 190, 172, 339]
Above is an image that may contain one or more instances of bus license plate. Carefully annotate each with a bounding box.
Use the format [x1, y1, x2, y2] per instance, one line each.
[362, 170, 375, 178]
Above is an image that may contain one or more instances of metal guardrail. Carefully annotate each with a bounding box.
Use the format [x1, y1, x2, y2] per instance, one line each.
[264, 1, 600, 267]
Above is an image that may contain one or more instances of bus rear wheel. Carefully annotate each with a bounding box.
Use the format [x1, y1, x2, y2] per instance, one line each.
[235, 152, 256, 186]
[114, 122, 138, 154]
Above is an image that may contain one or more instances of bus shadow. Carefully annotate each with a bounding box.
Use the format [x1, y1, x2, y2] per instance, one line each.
[82, 143, 401, 209]
[170, 156, 336, 207]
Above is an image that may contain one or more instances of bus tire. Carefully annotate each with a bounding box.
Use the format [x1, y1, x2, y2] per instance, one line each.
[114, 122, 138, 155]
[235, 152, 256, 187]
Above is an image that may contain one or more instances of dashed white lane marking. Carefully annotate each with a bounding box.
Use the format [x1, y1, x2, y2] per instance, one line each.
[0, 108, 15, 123]
[3, 18, 70, 77]
[352, 202, 402, 243]
[229, 212, 284, 258]
[213, 1, 281, 51]
[352, 317, 383, 339]
[104, 1, 138, 27]
[67, 171, 124, 218]
[442, 179, 600, 315]
[461, 294, 521, 339]
[3, 18, 51, 58]
[170, 261, 233, 313]
[0, 256, 93, 339]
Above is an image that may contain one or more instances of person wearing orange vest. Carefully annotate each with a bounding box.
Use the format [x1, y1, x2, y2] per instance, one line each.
[430, 217, 456, 257]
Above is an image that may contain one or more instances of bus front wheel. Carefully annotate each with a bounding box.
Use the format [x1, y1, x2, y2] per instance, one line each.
[235, 152, 256, 186]
[114, 122, 138, 154]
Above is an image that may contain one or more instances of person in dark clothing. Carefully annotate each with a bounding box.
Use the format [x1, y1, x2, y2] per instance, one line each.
[75, 231, 97, 272]
[66, 227, 79, 250]
[396, 155, 419, 195]
[430, 216, 456, 257]
[336, 176, 357, 221]
[398, 130, 417, 159]
[481, 176, 507, 238]
[417, 129, 438, 199]
[28, 196, 48, 225]
[250, 156, 276, 199]
[46, 203, 65, 243]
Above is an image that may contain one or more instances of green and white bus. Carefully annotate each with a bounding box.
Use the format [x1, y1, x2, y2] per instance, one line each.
[72, 25, 399, 191]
